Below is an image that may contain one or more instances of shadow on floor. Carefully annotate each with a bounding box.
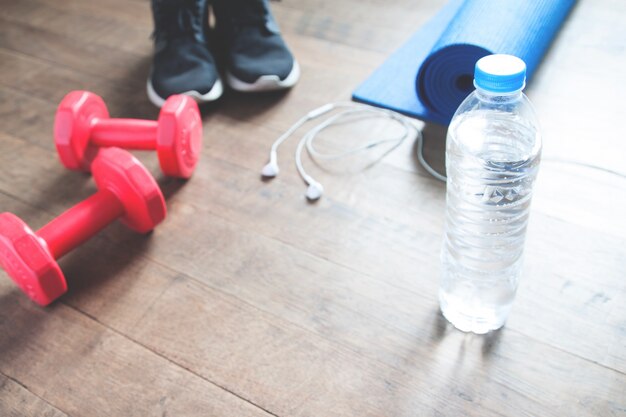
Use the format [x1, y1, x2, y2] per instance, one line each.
[412, 122, 447, 180]
[60, 232, 152, 303]
[0, 287, 57, 362]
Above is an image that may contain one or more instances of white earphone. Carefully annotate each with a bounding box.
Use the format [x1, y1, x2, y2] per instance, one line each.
[261, 102, 445, 200]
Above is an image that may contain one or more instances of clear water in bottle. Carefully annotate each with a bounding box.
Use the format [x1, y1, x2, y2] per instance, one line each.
[440, 54, 541, 334]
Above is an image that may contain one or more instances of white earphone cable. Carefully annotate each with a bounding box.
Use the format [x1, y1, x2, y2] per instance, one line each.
[262, 102, 446, 200]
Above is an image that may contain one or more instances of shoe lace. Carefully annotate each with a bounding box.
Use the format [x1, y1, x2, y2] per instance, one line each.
[152, 0, 206, 42]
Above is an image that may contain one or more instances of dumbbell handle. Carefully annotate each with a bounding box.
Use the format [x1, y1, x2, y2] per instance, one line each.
[91, 119, 158, 150]
[37, 189, 124, 259]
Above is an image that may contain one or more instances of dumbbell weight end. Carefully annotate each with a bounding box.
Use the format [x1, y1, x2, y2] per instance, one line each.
[0, 148, 166, 306]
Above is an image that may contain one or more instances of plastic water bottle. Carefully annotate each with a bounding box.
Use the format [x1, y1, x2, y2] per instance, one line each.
[440, 54, 542, 334]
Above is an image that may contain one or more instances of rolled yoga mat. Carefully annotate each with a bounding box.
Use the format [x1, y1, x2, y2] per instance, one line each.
[353, 0, 577, 125]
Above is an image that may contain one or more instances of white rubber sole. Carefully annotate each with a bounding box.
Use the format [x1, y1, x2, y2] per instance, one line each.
[147, 77, 224, 108]
[226, 61, 300, 92]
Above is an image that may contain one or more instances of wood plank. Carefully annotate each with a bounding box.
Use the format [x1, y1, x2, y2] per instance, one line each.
[0, 89, 624, 375]
[1, 187, 623, 417]
[0, 12, 390, 132]
[0, 0, 625, 415]
[0, 292, 275, 417]
[4, 30, 623, 245]
[32, 0, 152, 29]
[0, 16, 144, 82]
[0, 373, 69, 417]
[273, 0, 446, 53]
[137, 167, 626, 374]
[0, 124, 624, 415]
[0, 0, 394, 117]
[0, 252, 273, 417]
[0, 49, 156, 129]
[4, 0, 621, 244]
[0, 0, 147, 53]
[1, 2, 624, 375]
[127, 278, 626, 417]
[44, 226, 626, 417]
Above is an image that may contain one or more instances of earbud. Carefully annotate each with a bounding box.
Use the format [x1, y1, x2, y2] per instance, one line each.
[305, 180, 324, 201]
[261, 151, 279, 178]
[261, 102, 440, 203]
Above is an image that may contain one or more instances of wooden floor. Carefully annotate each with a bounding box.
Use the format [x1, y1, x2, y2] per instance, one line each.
[1, 0, 625, 416]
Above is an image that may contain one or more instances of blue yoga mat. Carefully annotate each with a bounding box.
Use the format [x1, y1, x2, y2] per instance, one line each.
[353, 0, 576, 125]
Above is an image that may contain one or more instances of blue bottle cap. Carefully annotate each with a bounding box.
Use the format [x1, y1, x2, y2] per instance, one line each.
[474, 54, 526, 93]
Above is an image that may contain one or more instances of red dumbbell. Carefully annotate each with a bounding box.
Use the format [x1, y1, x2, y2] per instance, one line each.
[0, 148, 166, 306]
[54, 90, 203, 179]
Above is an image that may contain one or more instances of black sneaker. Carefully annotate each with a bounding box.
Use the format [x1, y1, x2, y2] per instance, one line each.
[148, 0, 223, 107]
[212, 0, 300, 92]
